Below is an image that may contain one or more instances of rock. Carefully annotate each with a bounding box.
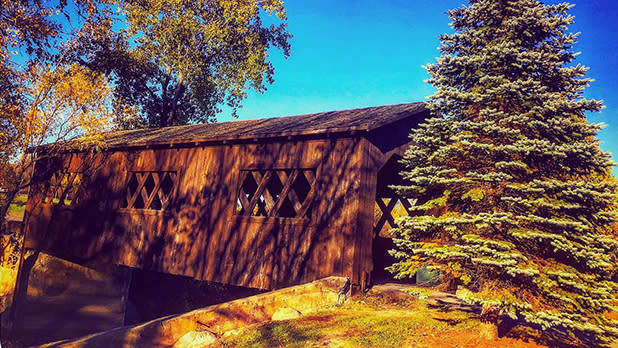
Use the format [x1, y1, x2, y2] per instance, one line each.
[271, 307, 302, 321]
[367, 284, 416, 302]
[222, 328, 242, 337]
[173, 330, 217, 348]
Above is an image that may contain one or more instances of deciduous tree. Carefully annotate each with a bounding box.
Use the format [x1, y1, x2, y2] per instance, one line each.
[1, 0, 114, 221]
[389, 0, 618, 344]
[1, 0, 61, 173]
[66, 0, 291, 128]
[0, 64, 113, 229]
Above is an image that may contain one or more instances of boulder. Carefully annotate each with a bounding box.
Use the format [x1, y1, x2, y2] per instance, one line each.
[173, 330, 217, 348]
[271, 307, 302, 321]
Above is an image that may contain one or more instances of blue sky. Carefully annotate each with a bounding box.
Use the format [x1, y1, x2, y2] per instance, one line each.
[220, 0, 618, 170]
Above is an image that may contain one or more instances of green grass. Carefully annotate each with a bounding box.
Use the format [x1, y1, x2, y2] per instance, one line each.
[225, 319, 327, 348]
[7, 194, 27, 219]
[218, 300, 486, 348]
[216, 294, 550, 348]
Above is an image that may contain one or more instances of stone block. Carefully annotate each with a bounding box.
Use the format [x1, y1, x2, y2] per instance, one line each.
[173, 330, 217, 348]
[271, 307, 302, 321]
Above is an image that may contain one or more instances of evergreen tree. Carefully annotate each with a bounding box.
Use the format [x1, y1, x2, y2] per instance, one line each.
[389, 0, 618, 344]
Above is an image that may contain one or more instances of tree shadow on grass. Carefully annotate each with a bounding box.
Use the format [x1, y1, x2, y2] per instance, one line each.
[232, 320, 325, 348]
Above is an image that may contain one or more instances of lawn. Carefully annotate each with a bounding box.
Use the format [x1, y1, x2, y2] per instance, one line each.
[6, 193, 27, 220]
[216, 291, 549, 348]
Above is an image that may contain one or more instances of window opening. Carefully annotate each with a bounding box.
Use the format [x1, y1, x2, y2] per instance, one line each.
[123, 171, 178, 210]
[373, 196, 417, 237]
[236, 168, 316, 219]
[373, 155, 417, 237]
[44, 171, 83, 206]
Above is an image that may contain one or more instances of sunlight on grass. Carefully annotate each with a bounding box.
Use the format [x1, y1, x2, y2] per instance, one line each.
[7, 194, 27, 219]
[228, 319, 327, 348]
[219, 301, 484, 348]
[218, 297, 550, 348]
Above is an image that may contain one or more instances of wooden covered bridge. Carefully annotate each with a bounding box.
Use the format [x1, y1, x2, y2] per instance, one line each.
[23, 102, 430, 291]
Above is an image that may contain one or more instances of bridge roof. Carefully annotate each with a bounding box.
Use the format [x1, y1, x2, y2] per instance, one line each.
[98, 102, 427, 149]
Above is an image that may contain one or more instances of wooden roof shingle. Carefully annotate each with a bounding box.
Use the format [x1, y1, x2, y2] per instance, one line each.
[97, 102, 428, 150]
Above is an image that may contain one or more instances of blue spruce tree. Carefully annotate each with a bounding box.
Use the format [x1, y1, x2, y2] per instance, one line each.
[390, 0, 618, 344]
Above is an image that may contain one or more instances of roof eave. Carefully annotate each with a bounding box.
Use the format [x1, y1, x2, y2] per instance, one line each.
[55, 126, 370, 153]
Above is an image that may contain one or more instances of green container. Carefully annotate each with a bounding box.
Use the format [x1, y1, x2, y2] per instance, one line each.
[415, 266, 442, 287]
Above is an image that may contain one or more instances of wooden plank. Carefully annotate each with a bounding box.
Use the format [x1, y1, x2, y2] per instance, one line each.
[165, 146, 208, 279]
[143, 172, 162, 209]
[375, 198, 398, 236]
[157, 178, 168, 209]
[126, 172, 146, 209]
[271, 169, 298, 217]
[357, 138, 380, 289]
[296, 182, 315, 219]
[245, 170, 273, 216]
[138, 173, 151, 208]
[341, 138, 364, 283]
[236, 171, 250, 214]
[286, 182, 303, 214]
[25, 135, 406, 291]
[260, 176, 277, 216]
[162, 170, 179, 209]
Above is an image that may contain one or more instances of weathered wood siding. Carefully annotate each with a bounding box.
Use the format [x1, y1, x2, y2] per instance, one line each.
[24, 136, 371, 289]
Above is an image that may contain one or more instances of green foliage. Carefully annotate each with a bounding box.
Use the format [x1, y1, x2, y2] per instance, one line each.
[1, 0, 115, 231]
[65, 0, 291, 128]
[389, 0, 618, 345]
[462, 188, 485, 201]
[1, 0, 108, 152]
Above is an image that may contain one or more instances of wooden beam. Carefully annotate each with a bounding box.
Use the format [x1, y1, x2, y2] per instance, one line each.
[127, 172, 148, 209]
[271, 169, 299, 217]
[296, 170, 316, 218]
[144, 172, 162, 209]
[374, 198, 398, 237]
[245, 171, 273, 217]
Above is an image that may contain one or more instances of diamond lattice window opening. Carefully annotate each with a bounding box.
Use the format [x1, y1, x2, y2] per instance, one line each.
[123, 171, 178, 210]
[236, 168, 316, 219]
[373, 196, 417, 237]
[44, 171, 83, 206]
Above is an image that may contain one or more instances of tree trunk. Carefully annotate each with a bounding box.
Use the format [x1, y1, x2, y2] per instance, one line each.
[160, 74, 186, 128]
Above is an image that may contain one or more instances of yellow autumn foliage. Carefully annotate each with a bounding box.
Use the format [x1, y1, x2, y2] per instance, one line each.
[0, 233, 20, 313]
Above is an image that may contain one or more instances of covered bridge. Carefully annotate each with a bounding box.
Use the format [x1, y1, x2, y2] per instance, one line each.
[23, 102, 430, 291]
